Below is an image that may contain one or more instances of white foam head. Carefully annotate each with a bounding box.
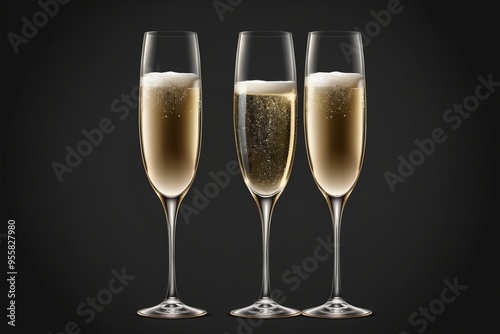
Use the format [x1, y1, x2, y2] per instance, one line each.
[141, 71, 200, 88]
[235, 80, 296, 95]
[306, 71, 364, 88]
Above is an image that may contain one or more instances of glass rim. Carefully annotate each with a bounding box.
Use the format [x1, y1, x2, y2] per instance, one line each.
[239, 31, 292, 37]
[144, 31, 197, 37]
[308, 31, 361, 37]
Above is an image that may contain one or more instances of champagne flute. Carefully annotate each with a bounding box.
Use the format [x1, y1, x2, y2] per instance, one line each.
[231, 31, 300, 319]
[302, 31, 372, 318]
[137, 31, 206, 319]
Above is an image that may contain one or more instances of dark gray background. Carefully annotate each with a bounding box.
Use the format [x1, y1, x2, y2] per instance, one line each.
[2, 0, 499, 333]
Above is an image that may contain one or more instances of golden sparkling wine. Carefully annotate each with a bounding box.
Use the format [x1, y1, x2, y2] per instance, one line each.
[234, 81, 297, 197]
[305, 72, 365, 197]
[140, 72, 201, 197]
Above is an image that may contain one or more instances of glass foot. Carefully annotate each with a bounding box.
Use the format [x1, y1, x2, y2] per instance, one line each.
[302, 297, 372, 319]
[137, 298, 206, 319]
[230, 298, 301, 319]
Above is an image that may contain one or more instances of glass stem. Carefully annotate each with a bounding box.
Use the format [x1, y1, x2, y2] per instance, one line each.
[256, 195, 278, 300]
[328, 195, 346, 300]
[160, 195, 180, 300]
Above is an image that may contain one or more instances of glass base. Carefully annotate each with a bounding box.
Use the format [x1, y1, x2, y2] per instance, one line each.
[302, 297, 372, 319]
[137, 298, 206, 319]
[230, 298, 301, 319]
